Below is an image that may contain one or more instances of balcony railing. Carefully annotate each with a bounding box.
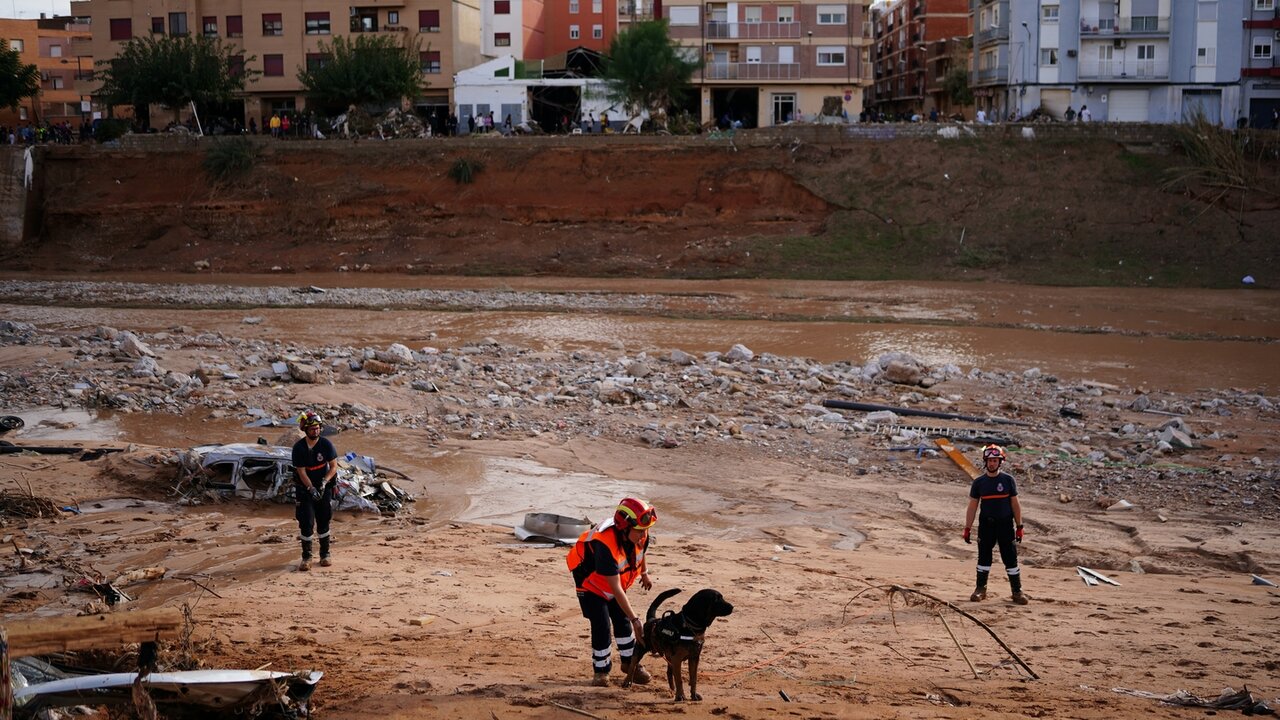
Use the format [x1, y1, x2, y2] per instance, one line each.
[976, 24, 1009, 45]
[619, 3, 653, 20]
[1079, 59, 1169, 80]
[704, 62, 801, 80]
[975, 64, 1007, 83]
[1081, 15, 1169, 34]
[705, 21, 802, 40]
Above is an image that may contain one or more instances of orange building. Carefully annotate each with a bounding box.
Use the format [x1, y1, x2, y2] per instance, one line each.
[71, 0, 483, 125]
[0, 16, 94, 128]
[542, 0, 619, 57]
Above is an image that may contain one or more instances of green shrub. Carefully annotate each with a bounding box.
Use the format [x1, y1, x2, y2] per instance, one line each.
[447, 158, 483, 184]
[202, 137, 260, 182]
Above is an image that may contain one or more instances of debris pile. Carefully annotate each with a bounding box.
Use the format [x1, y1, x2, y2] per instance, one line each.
[0, 488, 61, 519]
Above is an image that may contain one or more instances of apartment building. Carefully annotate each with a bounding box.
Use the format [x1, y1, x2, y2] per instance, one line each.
[72, 0, 484, 124]
[481, 0, 546, 59]
[971, 0, 1257, 124]
[663, 0, 873, 127]
[543, 0, 620, 56]
[869, 0, 969, 117]
[0, 16, 94, 127]
[1241, 0, 1279, 127]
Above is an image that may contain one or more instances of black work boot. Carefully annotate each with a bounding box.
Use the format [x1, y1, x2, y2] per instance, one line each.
[970, 570, 989, 601]
[299, 540, 312, 571]
[1010, 573, 1029, 605]
[319, 537, 331, 566]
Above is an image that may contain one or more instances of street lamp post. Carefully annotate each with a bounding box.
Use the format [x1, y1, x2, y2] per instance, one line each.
[1020, 21, 1031, 120]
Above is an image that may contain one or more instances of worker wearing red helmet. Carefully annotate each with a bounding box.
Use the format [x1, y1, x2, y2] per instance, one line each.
[566, 497, 657, 686]
[962, 444, 1029, 605]
[291, 410, 338, 572]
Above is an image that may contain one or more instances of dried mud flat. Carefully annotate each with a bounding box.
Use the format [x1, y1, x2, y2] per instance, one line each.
[1, 279, 1278, 720]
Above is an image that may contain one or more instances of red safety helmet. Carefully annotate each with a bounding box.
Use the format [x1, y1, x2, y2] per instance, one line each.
[298, 411, 323, 430]
[982, 444, 1006, 462]
[614, 497, 658, 531]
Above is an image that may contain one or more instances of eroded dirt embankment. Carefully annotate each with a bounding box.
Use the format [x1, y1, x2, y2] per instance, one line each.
[8, 136, 1279, 285]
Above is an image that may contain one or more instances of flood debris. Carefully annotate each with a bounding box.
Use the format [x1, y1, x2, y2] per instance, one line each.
[823, 400, 1031, 427]
[0, 489, 62, 519]
[0, 415, 24, 433]
[1076, 567, 1121, 587]
[1113, 686, 1273, 714]
[178, 443, 414, 514]
[1252, 574, 1277, 587]
[513, 513, 592, 544]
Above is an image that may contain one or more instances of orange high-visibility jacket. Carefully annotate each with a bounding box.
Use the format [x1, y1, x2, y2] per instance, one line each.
[566, 520, 647, 600]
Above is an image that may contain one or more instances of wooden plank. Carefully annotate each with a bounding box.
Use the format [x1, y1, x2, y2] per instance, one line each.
[934, 438, 982, 480]
[1076, 567, 1099, 586]
[1, 607, 184, 657]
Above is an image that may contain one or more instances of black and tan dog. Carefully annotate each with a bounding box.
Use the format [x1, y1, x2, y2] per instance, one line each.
[622, 588, 734, 701]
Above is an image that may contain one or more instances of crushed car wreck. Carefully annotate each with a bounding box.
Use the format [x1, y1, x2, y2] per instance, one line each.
[178, 443, 415, 514]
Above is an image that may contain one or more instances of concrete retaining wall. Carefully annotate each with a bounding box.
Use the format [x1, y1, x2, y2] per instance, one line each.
[0, 147, 29, 251]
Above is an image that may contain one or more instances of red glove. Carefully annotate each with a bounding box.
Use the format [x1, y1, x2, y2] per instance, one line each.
[962, 527, 971, 544]
[1015, 525, 1024, 543]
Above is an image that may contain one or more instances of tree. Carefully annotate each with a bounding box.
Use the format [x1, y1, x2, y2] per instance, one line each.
[602, 20, 700, 130]
[942, 66, 973, 108]
[1, 38, 40, 114]
[95, 35, 257, 125]
[298, 35, 425, 114]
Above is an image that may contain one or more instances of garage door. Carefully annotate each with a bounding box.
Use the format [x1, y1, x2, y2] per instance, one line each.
[1181, 90, 1222, 126]
[1108, 90, 1150, 122]
[1040, 89, 1071, 120]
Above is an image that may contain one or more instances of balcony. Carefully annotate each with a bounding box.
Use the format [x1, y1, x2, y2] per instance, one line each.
[975, 64, 1007, 83]
[976, 24, 1009, 45]
[704, 62, 801, 80]
[619, 3, 654, 20]
[1080, 15, 1169, 35]
[1079, 59, 1169, 80]
[705, 21, 802, 40]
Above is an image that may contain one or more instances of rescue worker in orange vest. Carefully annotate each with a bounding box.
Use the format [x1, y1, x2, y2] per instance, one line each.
[567, 497, 656, 686]
[963, 444, 1029, 605]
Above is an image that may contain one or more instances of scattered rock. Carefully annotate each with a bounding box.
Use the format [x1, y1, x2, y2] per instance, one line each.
[119, 332, 155, 358]
[287, 361, 319, 383]
[724, 344, 755, 362]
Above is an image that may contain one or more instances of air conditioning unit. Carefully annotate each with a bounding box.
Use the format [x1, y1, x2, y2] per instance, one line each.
[1113, 39, 1126, 49]
[706, 43, 714, 52]
[1273, 29, 1280, 40]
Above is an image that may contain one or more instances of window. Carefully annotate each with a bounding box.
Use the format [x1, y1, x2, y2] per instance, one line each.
[227, 15, 243, 37]
[229, 55, 245, 77]
[262, 13, 283, 36]
[816, 46, 846, 65]
[419, 10, 441, 31]
[569, 24, 580, 39]
[1254, 39, 1274, 59]
[51, 76, 65, 89]
[495, 0, 511, 12]
[151, 17, 164, 34]
[668, 6, 698, 25]
[1256, 0, 1275, 10]
[306, 53, 330, 71]
[593, 0, 603, 12]
[817, 5, 846, 24]
[744, 6, 762, 22]
[592, 24, 603, 38]
[388, 11, 400, 24]
[49, 44, 62, 58]
[1039, 48, 1058, 65]
[1196, 47, 1215, 65]
[777, 6, 794, 22]
[569, 0, 579, 12]
[420, 50, 441, 73]
[109, 18, 132, 40]
[263, 54, 284, 76]
[203, 16, 218, 36]
[495, 32, 511, 46]
[1041, 4, 1058, 23]
[19, 107, 27, 120]
[305, 12, 331, 35]
[8, 38, 22, 51]
[169, 12, 188, 35]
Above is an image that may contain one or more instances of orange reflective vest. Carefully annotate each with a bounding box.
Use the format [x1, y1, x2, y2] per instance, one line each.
[566, 521, 647, 600]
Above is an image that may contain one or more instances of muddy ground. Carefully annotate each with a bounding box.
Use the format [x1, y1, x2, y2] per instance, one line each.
[1, 278, 1277, 719]
[10, 134, 1279, 287]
